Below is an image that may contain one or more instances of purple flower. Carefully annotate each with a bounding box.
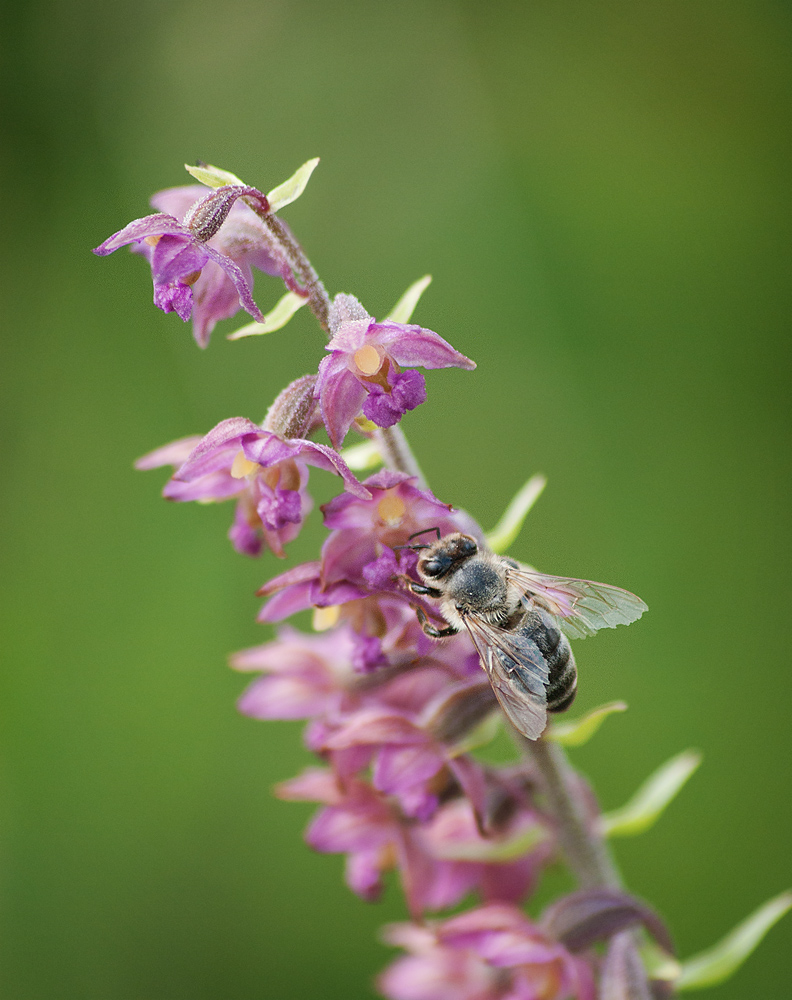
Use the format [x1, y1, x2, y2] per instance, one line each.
[231, 626, 360, 720]
[257, 471, 481, 620]
[316, 294, 475, 448]
[380, 905, 596, 1000]
[316, 679, 496, 821]
[276, 770, 484, 916]
[135, 417, 370, 558]
[94, 184, 293, 347]
[416, 798, 552, 906]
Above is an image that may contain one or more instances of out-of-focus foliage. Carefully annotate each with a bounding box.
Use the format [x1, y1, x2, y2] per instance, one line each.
[1, 1, 790, 998]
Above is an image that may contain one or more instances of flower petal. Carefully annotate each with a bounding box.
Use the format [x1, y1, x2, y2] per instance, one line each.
[202, 243, 264, 323]
[374, 322, 476, 371]
[93, 214, 190, 254]
[317, 354, 367, 449]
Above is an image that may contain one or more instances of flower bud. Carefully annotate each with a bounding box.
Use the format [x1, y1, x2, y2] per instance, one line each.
[263, 374, 320, 439]
[185, 184, 270, 242]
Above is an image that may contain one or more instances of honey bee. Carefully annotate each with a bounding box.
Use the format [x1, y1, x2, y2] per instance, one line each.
[403, 531, 647, 740]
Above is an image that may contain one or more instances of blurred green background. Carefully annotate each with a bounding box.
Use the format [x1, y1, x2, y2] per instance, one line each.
[2, 1, 791, 997]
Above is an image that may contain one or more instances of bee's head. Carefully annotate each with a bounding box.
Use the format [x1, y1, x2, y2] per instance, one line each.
[417, 533, 478, 579]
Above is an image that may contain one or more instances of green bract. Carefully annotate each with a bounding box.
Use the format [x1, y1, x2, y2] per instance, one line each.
[386, 275, 432, 324]
[548, 701, 627, 747]
[677, 891, 792, 990]
[600, 749, 701, 838]
[267, 157, 320, 212]
[227, 291, 309, 340]
[339, 440, 384, 471]
[184, 162, 247, 188]
[485, 474, 547, 554]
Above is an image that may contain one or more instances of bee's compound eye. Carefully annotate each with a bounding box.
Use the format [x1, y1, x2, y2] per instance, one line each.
[422, 558, 443, 577]
[459, 537, 477, 555]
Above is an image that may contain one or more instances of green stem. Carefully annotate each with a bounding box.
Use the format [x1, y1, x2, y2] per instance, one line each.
[514, 728, 651, 996]
[520, 733, 620, 889]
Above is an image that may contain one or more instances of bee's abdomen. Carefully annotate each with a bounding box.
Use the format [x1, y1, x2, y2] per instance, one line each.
[520, 611, 578, 714]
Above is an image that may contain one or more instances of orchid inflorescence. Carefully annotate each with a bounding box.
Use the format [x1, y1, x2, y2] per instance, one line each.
[94, 158, 789, 999]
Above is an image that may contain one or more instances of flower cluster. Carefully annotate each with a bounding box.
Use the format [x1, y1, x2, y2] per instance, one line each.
[96, 160, 786, 1000]
[94, 165, 653, 1000]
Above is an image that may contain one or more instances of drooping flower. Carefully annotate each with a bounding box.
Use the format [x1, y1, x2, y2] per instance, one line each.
[380, 905, 596, 1000]
[94, 184, 293, 347]
[136, 416, 370, 557]
[315, 294, 475, 448]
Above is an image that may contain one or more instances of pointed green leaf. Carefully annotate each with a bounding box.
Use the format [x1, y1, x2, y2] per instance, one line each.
[640, 940, 682, 984]
[340, 440, 383, 471]
[677, 891, 792, 991]
[548, 701, 628, 747]
[385, 275, 433, 324]
[227, 291, 309, 340]
[600, 749, 701, 838]
[267, 157, 320, 212]
[185, 162, 247, 189]
[485, 474, 547, 554]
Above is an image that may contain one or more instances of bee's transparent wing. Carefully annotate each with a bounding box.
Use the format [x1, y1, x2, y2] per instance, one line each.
[508, 567, 647, 640]
[462, 613, 549, 740]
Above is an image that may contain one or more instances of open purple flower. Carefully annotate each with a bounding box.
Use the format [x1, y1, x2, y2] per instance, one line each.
[94, 184, 292, 347]
[316, 294, 475, 447]
[136, 417, 370, 558]
[380, 905, 595, 1000]
[231, 625, 360, 721]
[258, 471, 481, 619]
[277, 770, 492, 917]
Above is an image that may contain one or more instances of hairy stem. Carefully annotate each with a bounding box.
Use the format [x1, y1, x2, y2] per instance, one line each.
[520, 733, 619, 888]
[515, 729, 651, 995]
[373, 425, 427, 485]
[263, 213, 331, 334]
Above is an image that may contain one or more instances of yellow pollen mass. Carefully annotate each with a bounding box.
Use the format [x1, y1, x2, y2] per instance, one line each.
[312, 605, 341, 631]
[230, 450, 259, 479]
[353, 344, 383, 377]
[377, 491, 406, 526]
[144, 235, 162, 247]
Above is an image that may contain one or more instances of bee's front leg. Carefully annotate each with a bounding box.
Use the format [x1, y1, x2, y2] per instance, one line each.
[415, 605, 459, 639]
[407, 581, 443, 599]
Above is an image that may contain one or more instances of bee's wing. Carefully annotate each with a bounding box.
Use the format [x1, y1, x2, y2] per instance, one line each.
[462, 613, 549, 740]
[508, 566, 647, 641]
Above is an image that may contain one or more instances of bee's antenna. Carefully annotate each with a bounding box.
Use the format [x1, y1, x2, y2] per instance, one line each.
[395, 527, 441, 553]
[407, 527, 441, 543]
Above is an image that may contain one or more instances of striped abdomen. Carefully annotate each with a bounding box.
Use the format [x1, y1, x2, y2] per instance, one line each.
[518, 608, 578, 713]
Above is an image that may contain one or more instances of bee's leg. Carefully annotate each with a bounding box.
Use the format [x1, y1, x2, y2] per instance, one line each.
[415, 606, 459, 639]
[408, 581, 443, 599]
